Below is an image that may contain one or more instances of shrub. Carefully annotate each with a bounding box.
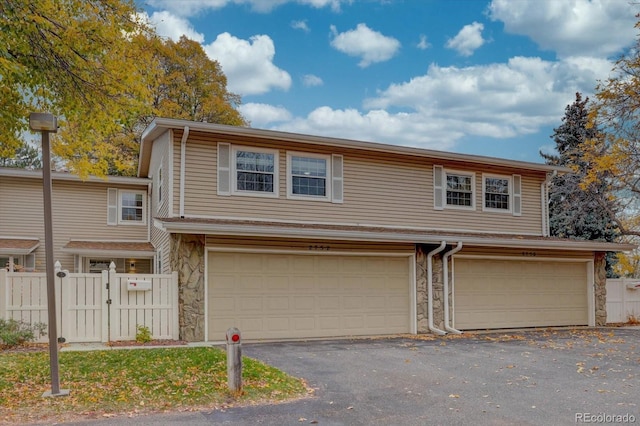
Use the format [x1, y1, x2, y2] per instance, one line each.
[0, 318, 47, 348]
[135, 324, 153, 343]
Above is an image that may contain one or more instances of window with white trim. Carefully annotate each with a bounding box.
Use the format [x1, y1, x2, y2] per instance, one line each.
[156, 164, 163, 210]
[107, 189, 146, 225]
[483, 175, 511, 212]
[232, 146, 279, 196]
[287, 152, 330, 200]
[445, 171, 475, 208]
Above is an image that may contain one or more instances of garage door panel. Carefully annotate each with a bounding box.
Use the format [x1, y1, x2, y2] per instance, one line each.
[455, 259, 588, 330]
[208, 252, 411, 340]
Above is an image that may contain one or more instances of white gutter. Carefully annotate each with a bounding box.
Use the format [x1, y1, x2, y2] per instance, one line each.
[541, 171, 556, 237]
[179, 126, 189, 218]
[443, 242, 463, 334]
[427, 241, 447, 335]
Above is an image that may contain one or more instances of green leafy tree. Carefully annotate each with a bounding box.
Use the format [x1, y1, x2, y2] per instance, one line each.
[542, 92, 620, 276]
[0, 142, 41, 169]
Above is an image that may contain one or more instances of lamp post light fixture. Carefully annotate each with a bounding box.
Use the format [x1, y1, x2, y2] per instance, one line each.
[29, 113, 69, 398]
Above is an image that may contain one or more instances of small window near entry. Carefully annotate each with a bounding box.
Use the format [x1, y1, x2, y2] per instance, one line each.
[446, 172, 474, 208]
[120, 191, 145, 223]
[287, 153, 330, 200]
[483, 175, 511, 212]
[232, 147, 278, 196]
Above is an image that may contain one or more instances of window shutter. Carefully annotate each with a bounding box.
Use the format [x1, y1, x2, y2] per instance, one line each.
[107, 188, 118, 225]
[332, 154, 344, 203]
[217, 143, 231, 196]
[433, 165, 444, 210]
[512, 174, 522, 216]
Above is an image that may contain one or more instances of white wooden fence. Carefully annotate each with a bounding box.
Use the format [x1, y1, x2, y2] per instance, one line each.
[606, 278, 640, 323]
[0, 262, 179, 343]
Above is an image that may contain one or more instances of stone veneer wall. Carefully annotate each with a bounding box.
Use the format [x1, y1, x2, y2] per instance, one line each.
[170, 233, 206, 341]
[594, 252, 607, 326]
[416, 245, 445, 333]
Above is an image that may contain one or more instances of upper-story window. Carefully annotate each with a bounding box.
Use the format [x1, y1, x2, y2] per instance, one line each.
[483, 175, 510, 211]
[233, 146, 279, 197]
[287, 152, 330, 200]
[446, 172, 474, 208]
[107, 188, 146, 225]
[217, 143, 343, 203]
[433, 166, 475, 210]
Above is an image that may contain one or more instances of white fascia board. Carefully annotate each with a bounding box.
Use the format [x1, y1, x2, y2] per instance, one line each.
[155, 220, 636, 252]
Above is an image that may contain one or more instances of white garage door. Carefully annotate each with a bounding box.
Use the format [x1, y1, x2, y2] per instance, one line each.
[208, 252, 412, 340]
[454, 259, 589, 330]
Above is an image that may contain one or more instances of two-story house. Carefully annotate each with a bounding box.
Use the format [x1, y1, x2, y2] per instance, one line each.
[0, 168, 155, 274]
[136, 118, 633, 342]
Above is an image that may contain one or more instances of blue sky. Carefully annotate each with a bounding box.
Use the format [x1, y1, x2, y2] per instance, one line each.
[138, 0, 637, 163]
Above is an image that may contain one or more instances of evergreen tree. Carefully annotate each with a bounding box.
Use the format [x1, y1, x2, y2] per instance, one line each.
[542, 92, 620, 276]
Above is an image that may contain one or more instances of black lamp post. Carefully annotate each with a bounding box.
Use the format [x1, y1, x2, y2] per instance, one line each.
[29, 112, 69, 398]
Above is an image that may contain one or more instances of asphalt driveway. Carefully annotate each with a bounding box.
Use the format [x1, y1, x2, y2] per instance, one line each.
[69, 328, 639, 426]
[211, 328, 639, 425]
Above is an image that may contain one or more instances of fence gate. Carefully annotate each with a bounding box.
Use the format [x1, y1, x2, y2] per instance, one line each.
[0, 265, 178, 343]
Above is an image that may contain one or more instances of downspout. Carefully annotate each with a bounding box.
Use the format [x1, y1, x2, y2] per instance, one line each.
[179, 126, 189, 218]
[427, 241, 447, 335]
[541, 170, 556, 237]
[443, 242, 463, 334]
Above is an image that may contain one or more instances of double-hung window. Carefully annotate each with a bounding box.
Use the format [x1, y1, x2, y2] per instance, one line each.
[233, 147, 278, 197]
[446, 172, 474, 208]
[287, 152, 330, 200]
[433, 166, 475, 210]
[483, 175, 510, 211]
[483, 174, 522, 216]
[107, 189, 146, 225]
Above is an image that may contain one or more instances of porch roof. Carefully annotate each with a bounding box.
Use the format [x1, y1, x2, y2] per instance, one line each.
[0, 238, 40, 255]
[62, 241, 156, 257]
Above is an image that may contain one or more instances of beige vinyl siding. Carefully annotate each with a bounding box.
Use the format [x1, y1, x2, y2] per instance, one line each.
[175, 131, 546, 235]
[0, 177, 148, 271]
[456, 246, 594, 260]
[149, 131, 172, 273]
[206, 236, 415, 254]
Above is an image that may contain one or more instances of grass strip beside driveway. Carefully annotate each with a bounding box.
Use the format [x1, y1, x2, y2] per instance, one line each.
[0, 347, 308, 424]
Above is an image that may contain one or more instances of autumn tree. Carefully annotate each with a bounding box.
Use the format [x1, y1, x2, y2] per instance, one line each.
[542, 93, 620, 276]
[0, 142, 41, 169]
[0, 0, 153, 177]
[1, 2, 246, 177]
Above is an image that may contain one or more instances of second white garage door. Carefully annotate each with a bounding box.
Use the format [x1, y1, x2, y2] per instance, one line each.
[208, 252, 412, 340]
[454, 258, 589, 330]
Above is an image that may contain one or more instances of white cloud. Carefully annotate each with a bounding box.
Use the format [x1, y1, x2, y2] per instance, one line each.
[445, 22, 485, 57]
[147, 0, 346, 16]
[239, 103, 292, 126]
[362, 56, 609, 140]
[417, 34, 431, 50]
[302, 74, 323, 86]
[291, 20, 310, 32]
[489, 0, 636, 58]
[275, 107, 461, 151]
[204, 32, 292, 96]
[137, 11, 204, 42]
[330, 23, 401, 67]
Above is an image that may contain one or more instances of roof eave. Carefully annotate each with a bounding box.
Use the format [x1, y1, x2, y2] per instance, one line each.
[155, 220, 635, 252]
[140, 118, 570, 174]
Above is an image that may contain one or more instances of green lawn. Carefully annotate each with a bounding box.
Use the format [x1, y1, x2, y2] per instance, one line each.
[0, 347, 308, 424]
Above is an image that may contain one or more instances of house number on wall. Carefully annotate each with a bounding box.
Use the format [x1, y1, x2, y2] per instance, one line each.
[521, 251, 537, 257]
[308, 245, 330, 251]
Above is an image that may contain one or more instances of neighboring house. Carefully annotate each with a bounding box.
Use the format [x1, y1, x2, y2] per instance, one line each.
[136, 118, 634, 342]
[1, 118, 634, 342]
[0, 168, 155, 274]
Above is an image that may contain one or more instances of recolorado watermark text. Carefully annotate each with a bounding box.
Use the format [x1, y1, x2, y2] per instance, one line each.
[576, 413, 636, 423]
